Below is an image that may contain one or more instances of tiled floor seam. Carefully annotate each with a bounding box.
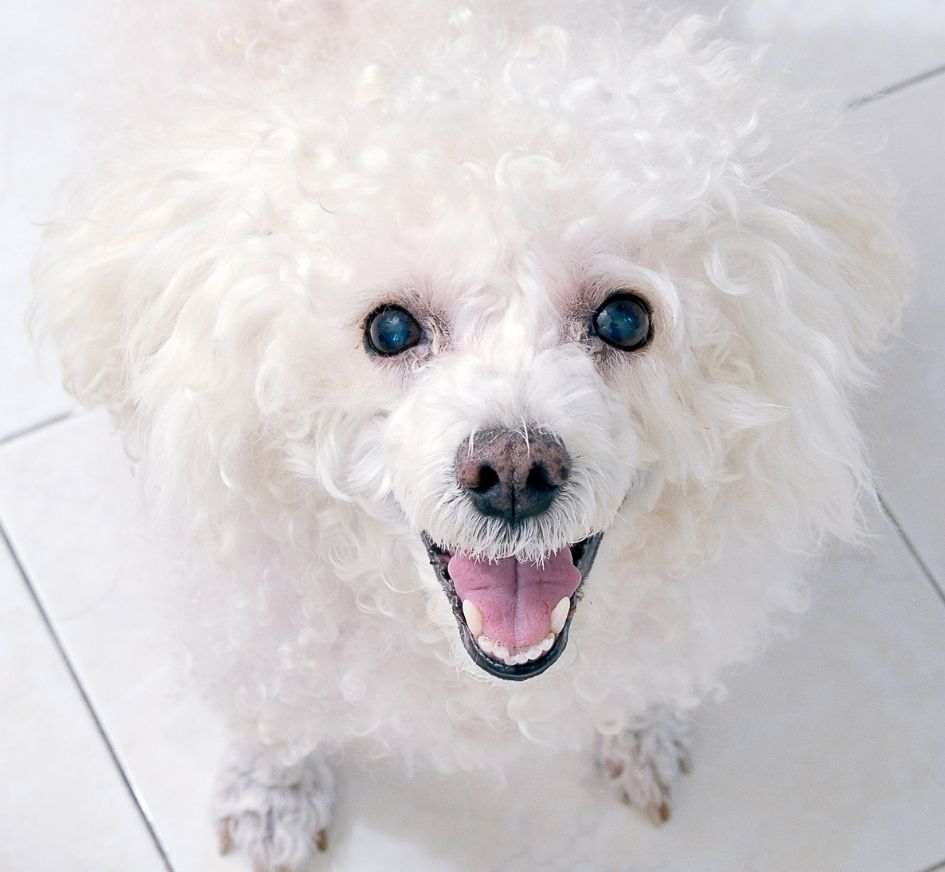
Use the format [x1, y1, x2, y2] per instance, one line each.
[847, 60, 945, 110]
[0, 518, 175, 872]
[878, 492, 945, 607]
[0, 408, 75, 449]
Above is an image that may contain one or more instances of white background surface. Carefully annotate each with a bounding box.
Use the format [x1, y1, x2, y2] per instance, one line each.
[1, 3, 944, 871]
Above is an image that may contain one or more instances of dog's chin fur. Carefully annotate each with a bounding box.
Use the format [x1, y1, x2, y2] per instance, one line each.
[32, 0, 906, 773]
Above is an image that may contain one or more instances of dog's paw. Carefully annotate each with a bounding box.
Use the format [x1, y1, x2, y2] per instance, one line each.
[597, 708, 692, 825]
[213, 745, 335, 872]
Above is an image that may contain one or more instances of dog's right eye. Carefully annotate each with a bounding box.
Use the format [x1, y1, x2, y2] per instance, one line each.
[592, 293, 652, 351]
[365, 305, 423, 356]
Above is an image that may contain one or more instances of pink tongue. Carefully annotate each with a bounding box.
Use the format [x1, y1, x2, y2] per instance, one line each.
[448, 548, 581, 650]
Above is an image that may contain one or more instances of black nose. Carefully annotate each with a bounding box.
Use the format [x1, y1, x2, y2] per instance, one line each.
[456, 428, 570, 524]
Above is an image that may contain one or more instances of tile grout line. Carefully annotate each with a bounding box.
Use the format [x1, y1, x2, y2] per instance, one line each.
[0, 409, 75, 449]
[0, 519, 175, 872]
[846, 61, 945, 110]
[877, 492, 945, 608]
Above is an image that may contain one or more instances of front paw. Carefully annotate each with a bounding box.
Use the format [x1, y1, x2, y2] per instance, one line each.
[597, 708, 692, 825]
[214, 745, 335, 872]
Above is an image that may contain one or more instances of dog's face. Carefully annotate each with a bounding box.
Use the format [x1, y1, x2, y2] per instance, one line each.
[351, 236, 654, 680]
[35, 13, 904, 684]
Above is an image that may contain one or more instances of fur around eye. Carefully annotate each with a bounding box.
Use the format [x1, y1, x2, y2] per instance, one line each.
[592, 293, 652, 351]
[365, 305, 423, 356]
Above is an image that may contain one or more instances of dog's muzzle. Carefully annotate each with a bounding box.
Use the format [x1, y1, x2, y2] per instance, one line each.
[422, 427, 603, 680]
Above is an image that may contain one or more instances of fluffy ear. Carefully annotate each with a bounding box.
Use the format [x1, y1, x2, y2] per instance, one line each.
[31, 118, 356, 554]
[32, 176, 133, 419]
[697, 110, 910, 549]
[764, 122, 910, 361]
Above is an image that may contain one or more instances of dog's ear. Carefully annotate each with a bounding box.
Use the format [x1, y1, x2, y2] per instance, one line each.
[696, 115, 910, 548]
[30, 142, 260, 425]
[765, 125, 910, 359]
[31, 129, 354, 552]
[31, 172, 134, 421]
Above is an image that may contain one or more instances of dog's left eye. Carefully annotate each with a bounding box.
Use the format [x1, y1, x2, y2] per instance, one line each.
[365, 305, 423, 355]
[592, 293, 652, 351]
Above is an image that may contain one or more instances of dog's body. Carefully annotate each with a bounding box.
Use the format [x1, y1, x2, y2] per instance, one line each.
[33, 1, 906, 868]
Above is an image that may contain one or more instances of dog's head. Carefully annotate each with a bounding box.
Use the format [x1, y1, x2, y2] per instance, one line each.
[33, 9, 906, 680]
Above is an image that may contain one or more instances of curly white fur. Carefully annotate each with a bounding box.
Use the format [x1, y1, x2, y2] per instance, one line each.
[31, 0, 906, 865]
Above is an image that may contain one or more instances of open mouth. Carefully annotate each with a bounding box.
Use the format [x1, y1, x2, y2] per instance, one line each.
[421, 532, 603, 680]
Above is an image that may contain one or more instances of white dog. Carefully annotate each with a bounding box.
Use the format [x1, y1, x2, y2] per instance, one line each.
[33, 1, 906, 868]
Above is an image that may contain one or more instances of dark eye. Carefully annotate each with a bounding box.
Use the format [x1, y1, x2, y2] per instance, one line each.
[592, 293, 652, 351]
[365, 305, 423, 355]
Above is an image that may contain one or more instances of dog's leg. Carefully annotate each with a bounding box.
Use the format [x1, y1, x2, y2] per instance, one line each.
[596, 707, 692, 825]
[213, 740, 335, 872]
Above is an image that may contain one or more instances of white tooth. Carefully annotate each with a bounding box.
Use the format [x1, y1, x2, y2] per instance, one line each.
[493, 643, 510, 661]
[462, 600, 483, 636]
[550, 597, 571, 634]
[540, 635, 554, 653]
[525, 645, 542, 661]
[477, 635, 494, 654]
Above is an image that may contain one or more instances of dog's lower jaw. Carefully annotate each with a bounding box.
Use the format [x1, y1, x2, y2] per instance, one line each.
[214, 742, 335, 872]
[597, 707, 693, 825]
[422, 531, 603, 680]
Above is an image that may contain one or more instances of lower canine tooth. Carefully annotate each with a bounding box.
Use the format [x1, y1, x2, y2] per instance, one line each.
[462, 600, 483, 636]
[550, 597, 570, 634]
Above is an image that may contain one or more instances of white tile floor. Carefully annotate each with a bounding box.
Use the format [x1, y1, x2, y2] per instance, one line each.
[1, 3, 944, 871]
